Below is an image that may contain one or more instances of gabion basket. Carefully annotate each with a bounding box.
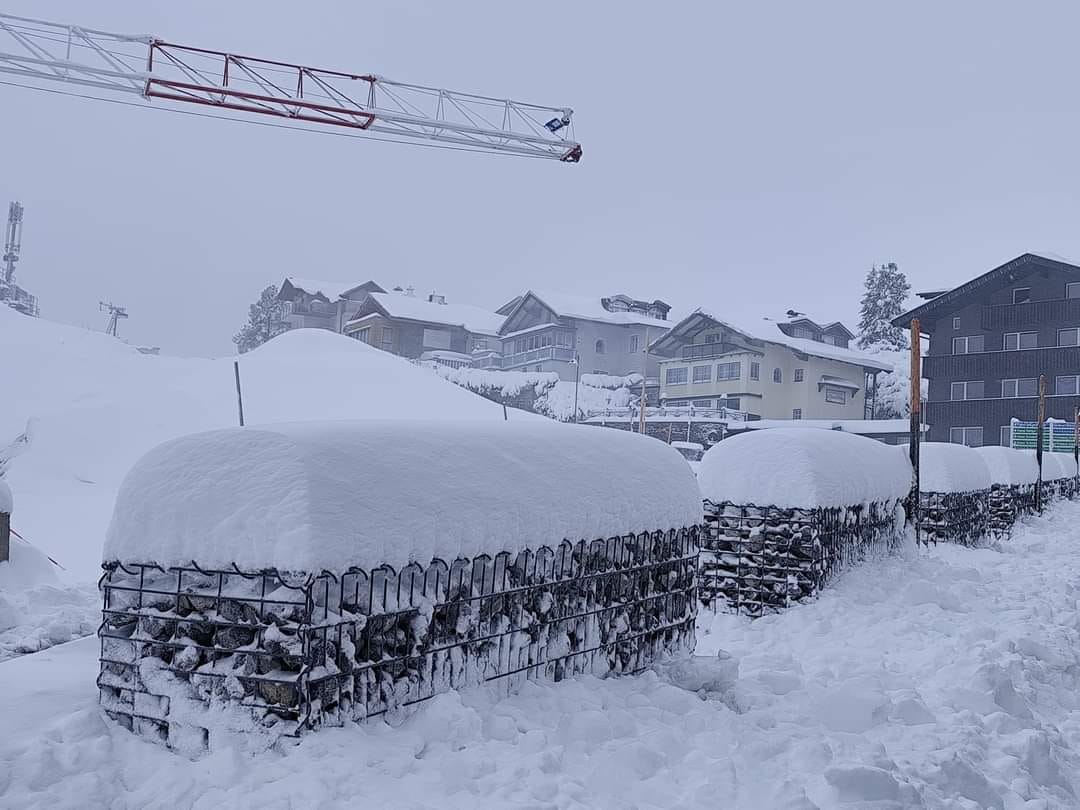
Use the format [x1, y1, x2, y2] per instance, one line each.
[916, 490, 990, 547]
[699, 500, 903, 617]
[98, 527, 699, 750]
[987, 483, 1036, 540]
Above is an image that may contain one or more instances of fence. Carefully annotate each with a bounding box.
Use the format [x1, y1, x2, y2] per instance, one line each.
[98, 528, 699, 749]
[699, 500, 903, 617]
[916, 490, 991, 547]
[987, 484, 1037, 539]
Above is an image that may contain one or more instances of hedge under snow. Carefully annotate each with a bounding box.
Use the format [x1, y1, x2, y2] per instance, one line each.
[973, 447, 1039, 486]
[919, 443, 992, 493]
[696, 428, 911, 509]
[104, 420, 703, 572]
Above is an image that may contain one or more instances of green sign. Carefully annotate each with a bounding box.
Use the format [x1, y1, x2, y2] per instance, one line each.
[1008, 420, 1076, 452]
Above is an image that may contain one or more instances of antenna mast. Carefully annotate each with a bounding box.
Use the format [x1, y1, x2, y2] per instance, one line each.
[100, 300, 128, 337]
[2, 201, 21, 285]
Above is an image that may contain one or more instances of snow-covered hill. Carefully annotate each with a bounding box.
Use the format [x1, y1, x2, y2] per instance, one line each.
[0, 306, 522, 584]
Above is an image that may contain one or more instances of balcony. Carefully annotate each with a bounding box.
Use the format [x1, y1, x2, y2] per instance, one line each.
[981, 298, 1080, 331]
[679, 343, 749, 361]
[501, 346, 575, 368]
[922, 346, 1080, 380]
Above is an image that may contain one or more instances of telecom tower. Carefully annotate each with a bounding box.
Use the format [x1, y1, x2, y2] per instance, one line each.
[0, 201, 37, 316]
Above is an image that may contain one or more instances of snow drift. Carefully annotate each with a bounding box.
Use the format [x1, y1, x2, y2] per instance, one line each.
[919, 443, 992, 493]
[105, 420, 703, 572]
[697, 428, 911, 508]
[0, 306, 527, 580]
[1041, 452, 1078, 481]
[973, 446, 1039, 486]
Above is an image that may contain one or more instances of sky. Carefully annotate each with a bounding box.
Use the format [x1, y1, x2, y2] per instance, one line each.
[3, 1, 1080, 357]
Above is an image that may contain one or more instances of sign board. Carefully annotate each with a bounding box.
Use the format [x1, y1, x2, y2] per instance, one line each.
[1007, 419, 1076, 453]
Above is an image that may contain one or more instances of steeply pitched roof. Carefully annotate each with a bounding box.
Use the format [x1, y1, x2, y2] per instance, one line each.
[651, 309, 893, 371]
[354, 292, 505, 336]
[891, 252, 1080, 328]
[499, 290, 673, 333]
[280, 278, 385, 300]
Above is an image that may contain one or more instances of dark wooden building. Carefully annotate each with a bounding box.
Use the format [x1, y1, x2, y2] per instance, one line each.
[893, 253, 1080, 445]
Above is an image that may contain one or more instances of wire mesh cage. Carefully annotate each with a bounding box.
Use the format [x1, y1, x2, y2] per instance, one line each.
[699, 500, 903, 617]
[916, 490, 990, 547]
[987, 483, 1037, 540]
[98, 527, 699, 750]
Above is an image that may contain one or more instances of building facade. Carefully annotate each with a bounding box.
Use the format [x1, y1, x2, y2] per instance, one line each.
[343, 291, 503, 362]
[650, 311, 889, 420]
[492, 291, 671, 380]
[277, 278, 385, 333]
[892, 252, 1080, 446]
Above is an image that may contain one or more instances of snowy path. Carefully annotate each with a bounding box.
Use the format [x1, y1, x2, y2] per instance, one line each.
[3, 504, 1080, 808]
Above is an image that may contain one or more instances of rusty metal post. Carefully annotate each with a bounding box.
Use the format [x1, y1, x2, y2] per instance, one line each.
[909, 319, 921, 539]
[0, 511, 8, 563]
[1036, 375, 1046, 511]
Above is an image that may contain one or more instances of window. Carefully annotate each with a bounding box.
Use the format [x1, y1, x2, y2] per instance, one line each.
[1000, 425, 1012, 447]
[1003, 332, 1037, 351]
[691, 399, 713, 408]
[629, 335, 640, 354]
[1058, 328, 1080, 347]
[355, 327, 371, 344]
[952, 335, 984, 354]
[720, 397, 740, 411]
[381, 327, 393, 350]
[1056, 375, 1080, 396]
[1013, 287, 1031, 304]
[1068, 282, 1080, 300]
[692, 365, 712, 383]
[595, 339, 605, 354]
[953, 317, 961, 331]
[472, 338, 487, 351]
[950, 427, 983, 447]
[1001, 378, 1038, 398]
[793, 368, 805, 382]
[793, 327, 814, 339]
[824, 385, 847, 404]
[750, 362, 760, 381]
[822, 335, 836, 345]
[792, 408, 802, 420]
[950, 381, 984, 401]
[717, 362, 740, 380]
[422, 328, 452, 350]
[310, 299, 326, 313]
[666, 367, 688, 385]
[773, 368, 783, 383]
[704, 333, 718, 344]
[555, 332, 573, 348]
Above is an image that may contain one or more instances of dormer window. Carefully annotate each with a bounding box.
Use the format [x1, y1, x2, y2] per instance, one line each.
[792, 327, 814, 340]
[1013, 287, 1031, 304]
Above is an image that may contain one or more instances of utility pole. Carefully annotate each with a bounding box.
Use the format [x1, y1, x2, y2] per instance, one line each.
[571, 348, 581, 424]
[99, 301, 128, 337]
[908, 319, 921, 536]
[1036, 376, 1046, 512]
[638, 326, 650, 437]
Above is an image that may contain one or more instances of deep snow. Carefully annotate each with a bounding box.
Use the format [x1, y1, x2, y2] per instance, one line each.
[6, 502, 1080, 808]
[975, 447, 1040, 486]
[919, 442, 993, 493]
[105, 420, 702, 571]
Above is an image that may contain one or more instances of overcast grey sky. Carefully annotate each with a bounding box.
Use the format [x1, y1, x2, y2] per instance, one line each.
[3, 1, 1080, 356]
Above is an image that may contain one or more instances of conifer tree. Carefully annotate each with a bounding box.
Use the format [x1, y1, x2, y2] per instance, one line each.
[233, 285, 288, 353]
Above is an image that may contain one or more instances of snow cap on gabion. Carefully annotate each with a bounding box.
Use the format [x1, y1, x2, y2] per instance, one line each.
[1041, 452, 1078, 481]
[919, 443, 992, 493]
[104, 419, 704, 573]
[973, 447, 1039, 486]
[0, 479, 11, 514]
[697, 428, 912, 509]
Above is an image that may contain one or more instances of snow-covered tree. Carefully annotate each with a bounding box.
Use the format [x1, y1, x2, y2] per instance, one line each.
[856, 263, 911, 350]
[233, 285, 289, 354]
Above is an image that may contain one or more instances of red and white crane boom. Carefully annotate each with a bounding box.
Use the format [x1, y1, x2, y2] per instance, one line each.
[0, 12, 581, 162]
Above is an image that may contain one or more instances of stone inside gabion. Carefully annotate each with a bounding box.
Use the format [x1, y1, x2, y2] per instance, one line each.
[700, 500, 904, 617]
[98, 528, 700, 752]
[916, 490, 991, 547]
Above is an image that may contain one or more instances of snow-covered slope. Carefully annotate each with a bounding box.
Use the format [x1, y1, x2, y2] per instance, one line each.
[0, 307, 523, 582]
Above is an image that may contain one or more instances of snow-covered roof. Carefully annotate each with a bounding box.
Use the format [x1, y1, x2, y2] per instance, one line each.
[973, 447, 1039, 486]
[819, 375, 860, 390]
[362, 292, 505, 336]
[284, 277, 375, 300]
[666, 310, 893, 372]
[919, 443, 992, 493]
[1041, 452, 1078, 481]
[526, 290, 673, 328]
[697, 428, 912, 508]
[104, 420, 703, 572]
[0, 479, 11, 513]
[742, 418, 920, 435]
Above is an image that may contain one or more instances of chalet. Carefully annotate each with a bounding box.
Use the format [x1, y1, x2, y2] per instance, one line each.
[892, 252, 1080, 446]
[492, 291, 672, 380]
[277, 278, 385, 333]
[649, 311, 891, 420]
[343, 290, 504, 361]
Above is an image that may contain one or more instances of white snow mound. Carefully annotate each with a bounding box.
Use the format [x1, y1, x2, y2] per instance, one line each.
[919, 443, 992, 493]
[105, 420, 704, 572]
[697, 428, 911, 508]
[1041, 452, 1078, 481]
[973, 447, 1039, 486]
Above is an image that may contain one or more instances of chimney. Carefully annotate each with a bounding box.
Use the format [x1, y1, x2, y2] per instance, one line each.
[405, 285, 415, 298]
[428, 292, 447, 305]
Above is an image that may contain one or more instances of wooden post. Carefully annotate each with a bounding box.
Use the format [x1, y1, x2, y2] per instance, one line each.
[0, 511, 8, 564]
[1036, 375, 1046, 511]
[502, 402, 508, 421]
[908, 319, 921, 536]
[638, 326, 649, 438]
[234, 360, 245, 427]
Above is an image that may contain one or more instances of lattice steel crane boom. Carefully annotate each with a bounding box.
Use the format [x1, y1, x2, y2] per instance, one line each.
[0, 12, 581, 162]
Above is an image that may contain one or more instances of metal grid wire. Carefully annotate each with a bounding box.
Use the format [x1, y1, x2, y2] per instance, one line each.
[916, 490, 991, 547]
[699, 500, 902, 617]
[988, 484, 1037, 540]
[98, 527, 699, 748]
